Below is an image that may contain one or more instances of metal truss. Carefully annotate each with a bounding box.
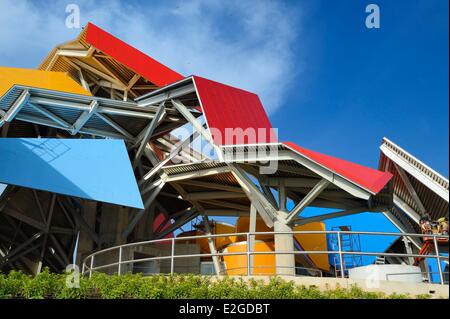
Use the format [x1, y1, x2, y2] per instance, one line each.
[1, 61, 428, 277]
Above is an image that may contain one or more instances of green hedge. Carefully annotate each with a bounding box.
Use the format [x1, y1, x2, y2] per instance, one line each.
[0, 268, 429, 299]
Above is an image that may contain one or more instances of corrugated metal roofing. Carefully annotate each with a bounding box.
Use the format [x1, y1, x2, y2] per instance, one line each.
[193, 75, 277, 145]
[85, 23, 183, 87]
[0, 86, 187, 140]
[379, 138, 449, 223]
[284, 142, 393, 194]
[137, 75, 278, 145]
[0, 66, 91, 97]
[220, 142, 392, 196]
[38, 22, 183, 96]
[162, 162, 228, 175]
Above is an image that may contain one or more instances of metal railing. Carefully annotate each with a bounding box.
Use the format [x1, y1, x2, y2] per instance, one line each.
[81, 230, 449, 285]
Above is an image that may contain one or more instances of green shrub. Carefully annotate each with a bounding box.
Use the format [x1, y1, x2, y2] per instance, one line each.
[0, 270, 31, 298]
[56, 272, 93, 299]
[0, 270, 433, 299]
[23, 268, 59, 299]
[416, 294, 431, 299]
[295, 284, 324, 299]
[209, 277, 252, 299]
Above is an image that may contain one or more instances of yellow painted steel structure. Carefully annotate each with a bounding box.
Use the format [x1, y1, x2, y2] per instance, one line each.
[178, 218, 330, 274]
[293, 222, 330, 272]
[176, 222, 237, 254]
[0, 66, 91, 97]
[236, 216, 273, 241]
[222, 240, 276, 275]
[236, 217, 329, 271]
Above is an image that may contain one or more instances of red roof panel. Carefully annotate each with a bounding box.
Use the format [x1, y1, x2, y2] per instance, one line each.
[86, 23, 184, 87]
[193, 75, 277, 145]
[284, 142, 393, 194]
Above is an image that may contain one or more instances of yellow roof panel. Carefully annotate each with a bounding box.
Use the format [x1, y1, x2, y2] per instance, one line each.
[0, 66, 91, 97]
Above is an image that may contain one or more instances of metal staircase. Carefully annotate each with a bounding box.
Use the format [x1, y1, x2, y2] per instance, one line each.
[375, 256, 386, 265]
[330, 226, 363, 277]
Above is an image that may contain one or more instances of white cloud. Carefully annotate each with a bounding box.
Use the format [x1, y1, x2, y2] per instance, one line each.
[0, 0, 302, 114]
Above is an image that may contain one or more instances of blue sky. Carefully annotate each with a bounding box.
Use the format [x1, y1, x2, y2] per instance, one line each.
[0, 0, 446, 174]
[0, 0, 448, 277]
[274, 0, 449, 176]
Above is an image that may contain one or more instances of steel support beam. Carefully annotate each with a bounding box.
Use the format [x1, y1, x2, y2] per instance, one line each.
[0, 232, 42, 266]
[186, 191, 246, 201]
[203, 209, 249, 217]
[57, 48, 93, 58]
[0, 244, 41, 270]
[71, 100, 98, 135]
[138, 84, 196, 107]
[199, 199, 249, 211]
[227, 149, 372, 200]
[133, 102, 166, 168]
[171, 99, 223, 161]
[382, 210, 422, 249]
[278, 181, 287, 212]
[164, 166, 232, 184]
[0, 90, 30, 127]
[202, 215, 221, 275]
[285, 179, 330, 224]
[381, 142, 449, 201]
[68, 205, 100, 244]
[155, 209, 198, 240]
[71, 59, 125, 89]
[177, 180, 244, 193]
[28, 103, 72, 129]
[48, 234, 71, 265]
[122, 181, 165, 238]
[95, 112, 134, 140]
[228, 164, 277, 227]
[169, 182, 221, 274]
[261, 184, 279, 210]
[293, 206, 377, 226]
[36, 194, 56, 273]
[141, 130, 202, 182]
[393, 195, 421, 224]
[248, 204, 257, 275]
[1, 207, 45, 230]
[394, 163, 426, 214]
[267, 177, 322, 188]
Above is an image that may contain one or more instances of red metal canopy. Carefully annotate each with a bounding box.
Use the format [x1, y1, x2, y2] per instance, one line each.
[284, 142, 393, 194]
[86, 22, 184, 87]
[193, 75, 277, 145]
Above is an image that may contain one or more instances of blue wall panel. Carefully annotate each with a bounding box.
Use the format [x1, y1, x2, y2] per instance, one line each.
[0, 138, 144, 209]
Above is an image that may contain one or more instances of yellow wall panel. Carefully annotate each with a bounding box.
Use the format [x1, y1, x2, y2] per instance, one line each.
[222, 241, 276, 275]
[236, 217, 330, 272]
[294, 222, 330, 271]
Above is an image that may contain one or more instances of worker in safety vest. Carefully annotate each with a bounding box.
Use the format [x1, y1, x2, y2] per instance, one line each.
[438, 217, 448, 235]
[420, 215, 432, 235]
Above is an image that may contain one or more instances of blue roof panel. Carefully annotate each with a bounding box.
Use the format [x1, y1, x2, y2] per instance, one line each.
[0, 138, 143, 209]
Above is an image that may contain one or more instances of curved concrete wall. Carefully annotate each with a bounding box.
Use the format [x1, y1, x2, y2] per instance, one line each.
[348, 264, 422, 283]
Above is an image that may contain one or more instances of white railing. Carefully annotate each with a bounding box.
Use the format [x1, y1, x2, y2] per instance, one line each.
[81, 231, 449, 285]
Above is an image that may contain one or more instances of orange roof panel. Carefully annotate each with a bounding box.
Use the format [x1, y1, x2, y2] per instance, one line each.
[0, 66, 91, 97]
